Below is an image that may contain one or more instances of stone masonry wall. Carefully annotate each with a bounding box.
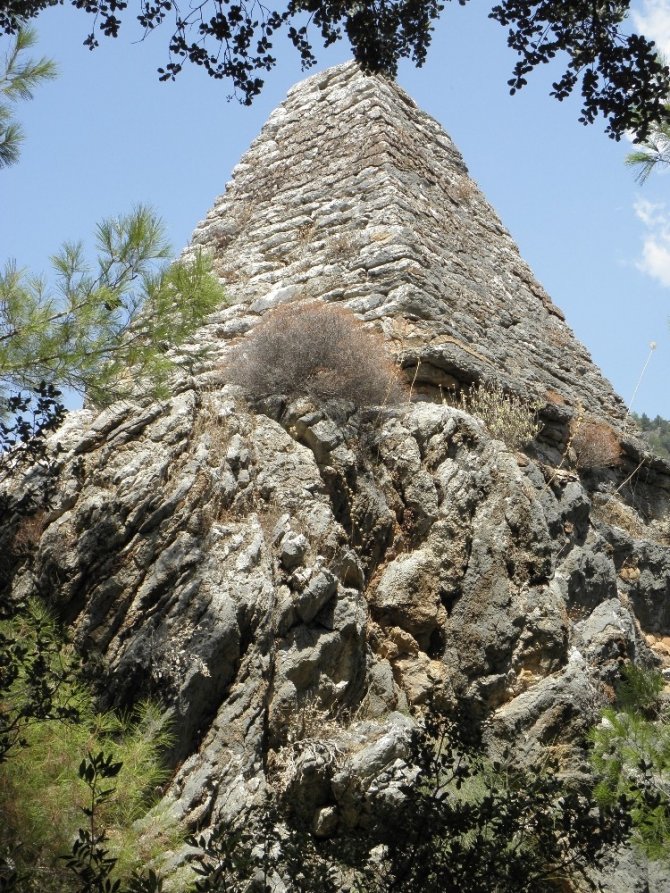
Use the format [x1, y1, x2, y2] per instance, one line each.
[184, 62, 626, 426]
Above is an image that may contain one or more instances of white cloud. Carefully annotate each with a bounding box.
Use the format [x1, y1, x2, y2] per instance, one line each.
[635, 197, 667, 226]
[639, 237, 670, 285]
[633, 0, 670, 56]
[634, 197, 670, 286]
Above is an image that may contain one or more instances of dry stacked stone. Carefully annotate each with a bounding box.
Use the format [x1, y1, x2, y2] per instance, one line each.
[184, 61, 628, 427]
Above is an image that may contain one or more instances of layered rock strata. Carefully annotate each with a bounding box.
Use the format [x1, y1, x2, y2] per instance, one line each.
[5, 390, 669, 890]
[178, 61, 669, 514]
[3, 63, 670, 892]
[185, 64, 613, 420]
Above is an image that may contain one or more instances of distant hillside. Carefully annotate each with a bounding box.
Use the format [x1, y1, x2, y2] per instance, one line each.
[633, 412, 670, 459]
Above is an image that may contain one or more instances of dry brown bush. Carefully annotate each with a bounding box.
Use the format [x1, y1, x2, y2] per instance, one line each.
[572, 418, 622, 469]
[225, 301, 405, 406]
[544, 388, 567, 406]
[592, 495, 645, 539]
[10, 510, 47, 559]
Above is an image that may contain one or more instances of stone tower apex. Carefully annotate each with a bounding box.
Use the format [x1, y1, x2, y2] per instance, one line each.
[187, 62, 626, 429]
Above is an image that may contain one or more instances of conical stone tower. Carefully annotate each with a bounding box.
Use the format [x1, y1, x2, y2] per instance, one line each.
[187, 62, 626, 428]
[3, 63, 670, 892]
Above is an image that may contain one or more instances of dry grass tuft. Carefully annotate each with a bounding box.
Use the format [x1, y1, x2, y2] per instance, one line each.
[451, 177, 477, 204]
[224, 301, 406, 407]
[592, 495, 646, 539]
[269, 698, 345, 794]
[458, 381, 542, 449]
[544, 388, 567, 406]
[330, 232, 355, 256]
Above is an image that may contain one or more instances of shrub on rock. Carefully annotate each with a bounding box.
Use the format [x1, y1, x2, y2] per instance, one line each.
[225, 302, 405, 407]
[458, 381, 542, 449]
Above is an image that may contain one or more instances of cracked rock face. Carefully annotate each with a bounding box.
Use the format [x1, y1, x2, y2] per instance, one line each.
[177, 59, 670, 512]
[4, 396, 668, 860]
[2, 63, 670, 892]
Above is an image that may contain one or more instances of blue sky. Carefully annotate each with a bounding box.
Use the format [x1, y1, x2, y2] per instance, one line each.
[3, 1, 670, 418]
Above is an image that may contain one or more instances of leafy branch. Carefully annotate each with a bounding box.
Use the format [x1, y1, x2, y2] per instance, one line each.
[2, 2, 670, 139]
[0, 205, 225, 407]
[0, 26, 56, 168]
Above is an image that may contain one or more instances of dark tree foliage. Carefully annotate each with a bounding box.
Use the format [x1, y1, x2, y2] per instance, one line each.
[186, 707, 633, 893]
[187, 817, 261, 892]
[0, 384, 65, 586]
[0, 383, 65, 529]
[0, 386, 69, 764]
[633, 411, 670, 460]
[0, 600, 79, 766]
[0, 572, 79, 888]
[489, 1, 670, 141]
[357, 711, 633, 892]
[0, 0, 668, 140]
[0, 383, 65, 457]
[187, 799, 332, 893]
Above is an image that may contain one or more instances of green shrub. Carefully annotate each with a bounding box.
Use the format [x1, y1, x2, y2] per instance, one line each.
[0, 601, 178, 891]
[186, 709, 631, 893]
[355, 711, 630, 892]
[590, 664, 670, 865]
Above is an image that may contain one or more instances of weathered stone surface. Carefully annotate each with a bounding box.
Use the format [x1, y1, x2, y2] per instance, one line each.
[178, 63, 670, 508]
[277, 531, 309, 570]
[7, 392, 664, 801]
[2, 62, 670, 891]
[4, 375, 669, 889]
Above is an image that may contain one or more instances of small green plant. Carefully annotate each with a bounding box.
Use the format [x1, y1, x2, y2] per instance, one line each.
[458, 381, 542, 449]
[62, 751, 125, 893]
[0, 602, 178, 890]
[225, 301, 405, 407]
[61, 750, 165, 893]
[590, 664, 670, 865]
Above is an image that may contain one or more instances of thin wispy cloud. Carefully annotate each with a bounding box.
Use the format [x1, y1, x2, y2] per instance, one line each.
[628, 5, 670, 284]
[634, 198, 670, 286]
[633, 0, 670, 56]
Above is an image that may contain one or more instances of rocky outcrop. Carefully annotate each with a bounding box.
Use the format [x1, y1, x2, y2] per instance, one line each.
[3, 63, 670, 891]
[5, 391, 669, 878]
[177, 60, 670, 515]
